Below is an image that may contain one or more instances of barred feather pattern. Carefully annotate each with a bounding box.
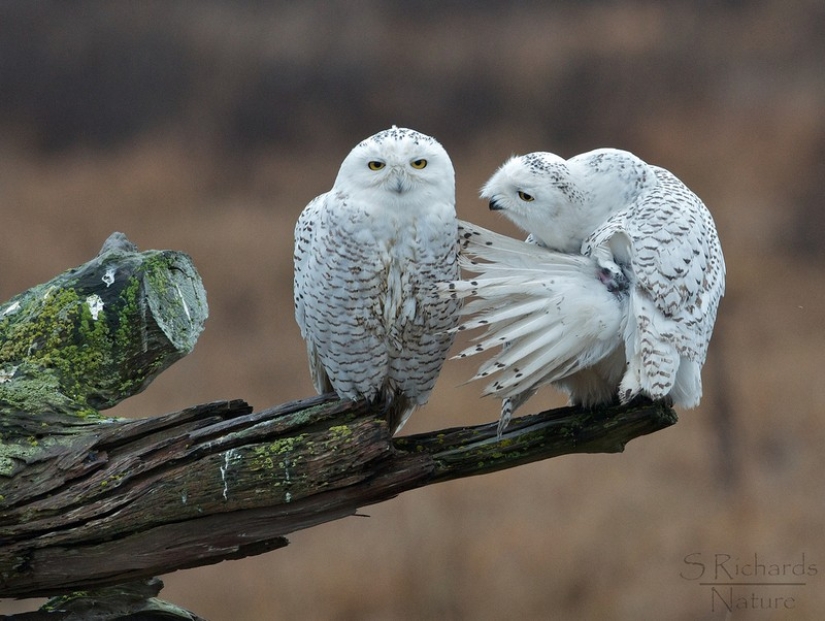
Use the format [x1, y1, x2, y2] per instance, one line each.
[446, 148, 725, 433]
[294, 127, 460, 431]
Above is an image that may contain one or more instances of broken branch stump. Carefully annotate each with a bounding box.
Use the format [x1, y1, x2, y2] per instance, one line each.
[0, 231, 207, 431]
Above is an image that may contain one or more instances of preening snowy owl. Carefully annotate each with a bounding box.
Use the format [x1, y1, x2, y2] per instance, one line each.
[294, 127, 460, 432]
[447, 148, 725, 433]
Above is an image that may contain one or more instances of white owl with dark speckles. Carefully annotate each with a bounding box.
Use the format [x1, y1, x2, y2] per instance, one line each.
[294, 127, 460, 431]
[446, 148, 725, 434]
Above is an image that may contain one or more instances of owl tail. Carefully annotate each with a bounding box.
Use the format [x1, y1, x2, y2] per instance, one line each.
[443, 221, 626, 401]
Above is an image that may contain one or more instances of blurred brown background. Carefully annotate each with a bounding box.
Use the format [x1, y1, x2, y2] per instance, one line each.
[2, 1, 824, 619]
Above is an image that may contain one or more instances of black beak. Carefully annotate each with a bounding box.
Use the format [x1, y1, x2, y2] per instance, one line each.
[489, 199, 503, 211]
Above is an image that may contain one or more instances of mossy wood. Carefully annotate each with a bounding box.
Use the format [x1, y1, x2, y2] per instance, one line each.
[0, 232, 207, 432]
[1, 394, 675, 600]
[0, 234, 677, 616]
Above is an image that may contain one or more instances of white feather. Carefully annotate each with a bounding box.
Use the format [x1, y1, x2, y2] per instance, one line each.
[451, 219, 626, 400]
[294, 127, 461, 432]
[452, 147, 725, 432]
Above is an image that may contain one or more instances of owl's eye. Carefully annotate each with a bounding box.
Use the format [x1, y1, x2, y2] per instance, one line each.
[368, 161, 385, 171]
[517, 191, 535, 202]
[410, 159, 428, 169]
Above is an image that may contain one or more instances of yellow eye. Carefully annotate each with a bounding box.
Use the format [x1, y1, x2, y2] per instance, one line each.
[368, 161, 385, 170]
[517, 191, 534, 202]
[410, 159, 428, 169]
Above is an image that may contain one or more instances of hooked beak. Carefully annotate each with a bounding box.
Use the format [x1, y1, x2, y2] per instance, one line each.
[390, 168, 407, 194]
[488, 198, 504, 211]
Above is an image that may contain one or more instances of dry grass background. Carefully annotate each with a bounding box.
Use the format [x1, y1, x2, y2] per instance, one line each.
[1, 1, 824, 619]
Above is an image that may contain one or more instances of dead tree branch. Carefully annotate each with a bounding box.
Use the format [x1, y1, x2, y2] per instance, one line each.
[0, 394, 675, 599]
[0, 233, 677, 617]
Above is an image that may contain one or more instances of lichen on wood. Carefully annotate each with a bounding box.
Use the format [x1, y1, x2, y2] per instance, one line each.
[0, 232, 207, 433]
[0, 393, 675, 600]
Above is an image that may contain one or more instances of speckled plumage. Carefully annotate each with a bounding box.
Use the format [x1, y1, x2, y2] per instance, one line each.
[447, 148, 725, 433]
[294, 127, 460, 431]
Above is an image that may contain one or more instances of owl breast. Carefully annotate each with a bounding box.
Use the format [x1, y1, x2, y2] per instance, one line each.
[373, 205, 458, 344]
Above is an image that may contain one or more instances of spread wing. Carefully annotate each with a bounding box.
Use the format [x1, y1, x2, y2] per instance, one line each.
[445, 220, 625, 399]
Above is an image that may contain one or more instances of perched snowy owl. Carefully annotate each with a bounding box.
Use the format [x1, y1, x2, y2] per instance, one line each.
[447, 148, 725, 434]
[294, 127, 460, 431]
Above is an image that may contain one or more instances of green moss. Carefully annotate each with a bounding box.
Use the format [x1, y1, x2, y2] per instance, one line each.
[114, 275, 142, 353]
[250, 436, 315, 501]
[99, 472, 124, 488]
[0, 268, 166, 416]
[269, 435, 306, 455]
[0, 457, 15, 478]
[0, 245, 206, 428]
[252, 447, 275, 471]
[327, 425, 352, 440]
[41, 591, 90, 612]
[143, 253, 178, 302]
[0, 370, 88, 417]
[0, 287, 84, 365]
[0, 435, 75, 476]
[0, 287, 113, 407]
[74, 406, 101, 420]
[251, 434, 309, 471]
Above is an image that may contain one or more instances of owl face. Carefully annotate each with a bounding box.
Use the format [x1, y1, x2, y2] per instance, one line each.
[480, 153, 588, 253]
[335, 127, 455, 201]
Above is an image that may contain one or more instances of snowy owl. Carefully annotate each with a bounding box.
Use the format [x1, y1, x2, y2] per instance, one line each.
[446, 148, 725, 434]
[294, 126, 460, 432]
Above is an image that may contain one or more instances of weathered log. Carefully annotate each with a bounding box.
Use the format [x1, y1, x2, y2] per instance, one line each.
[0, 232, 677, 618]
[0, 231, 210, 615]
[0, 393, 676, 599]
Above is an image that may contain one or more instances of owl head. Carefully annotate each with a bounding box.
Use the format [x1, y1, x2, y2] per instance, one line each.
[334, 126, 455, 201]
[481, 148, 654, 253]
